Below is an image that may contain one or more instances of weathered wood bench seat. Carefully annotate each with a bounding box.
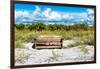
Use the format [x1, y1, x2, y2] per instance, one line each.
[35, 35, 63, 49]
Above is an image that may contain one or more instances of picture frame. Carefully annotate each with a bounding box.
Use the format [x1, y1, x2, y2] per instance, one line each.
[10, 0, 96, 69]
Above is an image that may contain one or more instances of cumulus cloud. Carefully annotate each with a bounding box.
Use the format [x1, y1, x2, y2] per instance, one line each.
[86, 9, 94, 24]
[43, 8, 52, 18]
[15, 6, 94, 25]
[50, 11, 62, 20]
[87, 9, 94, 14]
[42, 8, 62, 21]
[32, 6, 42, 17]
[15, 11, 30, 18]
[15, 11, 34, 23]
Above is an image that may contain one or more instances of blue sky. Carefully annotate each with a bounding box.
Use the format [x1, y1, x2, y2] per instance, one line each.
[15, 3, 94, 25]
[15, 4, 88, 13]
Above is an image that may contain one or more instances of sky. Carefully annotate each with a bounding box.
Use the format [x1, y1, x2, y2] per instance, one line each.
[14, 3, 94, 25]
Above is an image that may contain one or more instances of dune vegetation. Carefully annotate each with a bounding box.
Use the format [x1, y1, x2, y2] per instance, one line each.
[15, 22, 94, 48]
[15, 22, 95, 64]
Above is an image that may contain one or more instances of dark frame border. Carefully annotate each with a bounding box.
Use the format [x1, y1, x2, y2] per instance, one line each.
[10, 0, 96, 69]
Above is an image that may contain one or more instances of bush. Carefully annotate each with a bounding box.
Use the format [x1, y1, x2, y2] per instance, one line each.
[33, 22, 46, 31]
[15, 24, 25, 30]
[15, 22, 93, 31]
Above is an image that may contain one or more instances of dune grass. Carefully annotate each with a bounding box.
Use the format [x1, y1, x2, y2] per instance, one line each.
[15, 29, 94, 48]
[51, 50, 59, 60]
[79, 45, 89, 54]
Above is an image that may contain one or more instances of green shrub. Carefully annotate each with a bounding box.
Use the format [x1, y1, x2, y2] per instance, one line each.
[15, 22, 94, 31]
[15, 24, 25, 30]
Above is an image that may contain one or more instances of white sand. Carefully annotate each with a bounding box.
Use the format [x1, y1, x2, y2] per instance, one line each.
[15, 40, 94, 65]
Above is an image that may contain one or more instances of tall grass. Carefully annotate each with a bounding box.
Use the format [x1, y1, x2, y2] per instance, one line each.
[15, 28, 94, 48]
[75, 32, 94, 45]
[79, 45, 89, 54]
[51, 50, 59, 60]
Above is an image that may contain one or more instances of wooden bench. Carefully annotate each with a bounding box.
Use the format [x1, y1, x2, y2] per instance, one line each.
[35, 35, 63, 49]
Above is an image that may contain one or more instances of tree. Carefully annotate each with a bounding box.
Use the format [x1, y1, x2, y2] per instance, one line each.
[47, 24, 56, 31]
[33, 22, 46, 31]
[15, 24, 25, 30]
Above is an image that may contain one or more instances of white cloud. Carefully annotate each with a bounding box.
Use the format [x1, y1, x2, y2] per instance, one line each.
[15, 6, 78, 23]
[33, 6, 41, 15]
[43, 8, 51, 18]
[15, 11, 30, 18]
[42, 8, 62, 21]
[15, 11, 33, 23]
[86, 9, 94, 24]
[49, 11, 61, 20]
[32, 6, 43, 19]
[15, 6, 94, 24]
[87, 9, 94, 14]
